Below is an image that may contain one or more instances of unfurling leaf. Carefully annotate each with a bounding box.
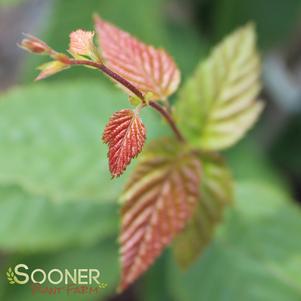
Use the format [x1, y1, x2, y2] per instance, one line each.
[176, 23, 264, 151]
[36, 61, 69, 81]
[69, 30, 99, 60]
[94, 15, 180, 101]
[19, 34, 52, 55]
[173, 152, 233, 268]
[103, 109, 146, 177]
[119, 138, 201, 291]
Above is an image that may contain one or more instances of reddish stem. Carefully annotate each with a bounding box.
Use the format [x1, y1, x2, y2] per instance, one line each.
[69, 59, 185, 142]
[149, 101, 185, 142]
[70, 60, 144, 102]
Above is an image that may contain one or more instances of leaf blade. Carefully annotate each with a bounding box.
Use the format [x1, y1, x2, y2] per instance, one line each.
[103, 109, 146, 177]
[119, 138, 201, 291]
[173, 152, 233, 268]
[176, 23, 264, 151]
[94, 15, 181, 100]
[69, 30, 95, 55]
[36, 61, 69, 81]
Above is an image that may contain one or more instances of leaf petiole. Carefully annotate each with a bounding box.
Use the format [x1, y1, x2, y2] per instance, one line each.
[67, 59, 186, 142]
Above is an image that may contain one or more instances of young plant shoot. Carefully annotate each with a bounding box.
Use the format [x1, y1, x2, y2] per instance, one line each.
[20, 16, 263, 292]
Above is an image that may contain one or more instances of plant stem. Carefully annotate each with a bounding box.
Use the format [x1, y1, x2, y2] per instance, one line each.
[149, 101, 185, 142]
[69, 59, 185, 142]
[70, 60, 144, 102]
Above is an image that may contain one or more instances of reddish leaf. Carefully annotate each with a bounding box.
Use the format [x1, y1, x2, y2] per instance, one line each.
[19, 34, 52, 55]
[69, 29, 96, 58]
[103, 109, 146, 177]
[69, 30, 94, 54]
[36, 61, 69, 81]
[119, 139, 201, 291]
[94, 15, 181, 101]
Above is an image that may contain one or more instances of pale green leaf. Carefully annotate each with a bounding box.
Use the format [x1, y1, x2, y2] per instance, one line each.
[176, 24, 264, 151]
[168, 181, 301, 301]
[0, 81, 166, 203]
[173, 152, 233, 268]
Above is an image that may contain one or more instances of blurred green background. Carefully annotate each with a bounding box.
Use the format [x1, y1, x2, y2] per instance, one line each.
[0, 0, 301, 300]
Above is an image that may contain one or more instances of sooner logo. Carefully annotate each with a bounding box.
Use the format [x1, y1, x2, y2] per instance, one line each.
[6, 264, 108, 296]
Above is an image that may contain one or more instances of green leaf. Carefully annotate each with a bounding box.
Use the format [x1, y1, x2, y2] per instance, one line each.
[0, 185, 117, 252]
[173, 152, 233, 268]
[168, 181, 301, 301]
[0, 81, 165, 203]
[1, 240, 119, 301]
[175, 24, 264, 151]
